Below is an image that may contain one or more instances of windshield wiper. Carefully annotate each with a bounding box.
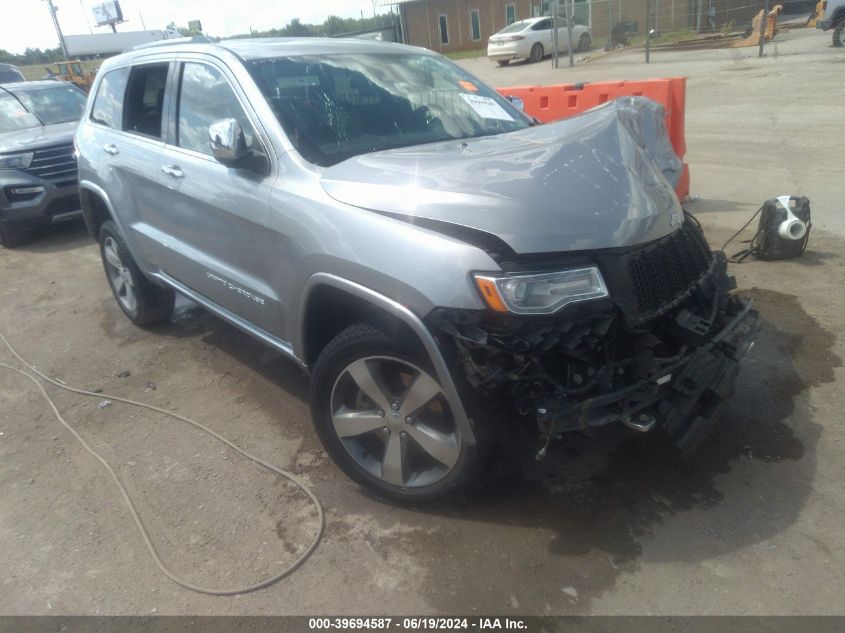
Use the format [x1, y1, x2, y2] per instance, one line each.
[0, 87, 45, 126]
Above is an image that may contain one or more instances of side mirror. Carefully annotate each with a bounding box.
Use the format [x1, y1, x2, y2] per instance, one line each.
[209, 118, 247, 165]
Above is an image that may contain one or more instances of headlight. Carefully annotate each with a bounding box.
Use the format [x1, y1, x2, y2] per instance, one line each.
[473, 267, 609, 314]
[0, 152, 34, 170]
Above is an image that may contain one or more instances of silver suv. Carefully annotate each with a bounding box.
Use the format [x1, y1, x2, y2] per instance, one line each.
[76, 37, 757, 502]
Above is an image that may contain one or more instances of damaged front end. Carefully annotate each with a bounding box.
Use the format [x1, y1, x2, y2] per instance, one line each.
[429, 215, 759, 457]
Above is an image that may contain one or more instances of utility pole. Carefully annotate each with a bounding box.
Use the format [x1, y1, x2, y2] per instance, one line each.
[551, 0, 559, 68]
[564, 0, 574, 67]
[44, 0, 69, 61]
[696, 0, 703, 33]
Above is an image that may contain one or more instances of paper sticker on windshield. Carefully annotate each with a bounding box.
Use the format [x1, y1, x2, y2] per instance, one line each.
[459, 93, 514, 121]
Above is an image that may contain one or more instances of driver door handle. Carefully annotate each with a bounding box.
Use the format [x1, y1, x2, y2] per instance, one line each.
[102, 143, 119, 155]
[161, 165, 184, 179]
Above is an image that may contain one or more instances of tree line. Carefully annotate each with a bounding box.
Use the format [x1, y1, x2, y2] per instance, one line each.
[229, 12, 399, 38]
[1, 12, 399, 65]
[0, 47, 66, 66]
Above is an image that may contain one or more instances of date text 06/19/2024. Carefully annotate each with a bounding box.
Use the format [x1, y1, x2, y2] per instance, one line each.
[307, 617, 528, 630]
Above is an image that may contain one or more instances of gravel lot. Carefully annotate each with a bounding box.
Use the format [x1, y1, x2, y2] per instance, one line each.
[1, 36, 844, 615]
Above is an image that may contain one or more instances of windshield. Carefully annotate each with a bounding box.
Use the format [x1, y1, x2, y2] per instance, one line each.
[0, 84, 86, 132]
[247, 52, 531, 167]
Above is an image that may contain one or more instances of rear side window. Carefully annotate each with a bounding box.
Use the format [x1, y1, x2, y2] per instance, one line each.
[532, 19, 551, 30]
[176, 62, 254, 156]
[123, 63, 169, 139]
[91, 66, 129, 128]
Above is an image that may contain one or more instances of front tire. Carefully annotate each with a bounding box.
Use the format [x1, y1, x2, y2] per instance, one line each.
[834, 22, 844, 47]
[529, 43, 544, 63]
[310, 324, 486, 503]
[99, 220, 174, 325]
[0, 222, 29, 248]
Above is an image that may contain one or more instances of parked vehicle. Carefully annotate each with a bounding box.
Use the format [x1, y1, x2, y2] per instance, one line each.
[487, 16, 592, 65]
[816, 0, 845, 45]
[0, 64, 25, 83]
[0, 81, 87, 247]
[75, 38, 757, 502]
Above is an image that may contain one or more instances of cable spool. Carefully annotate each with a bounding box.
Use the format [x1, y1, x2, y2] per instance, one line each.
[756, 196, 811, 260]
[722, 196, 811, 263]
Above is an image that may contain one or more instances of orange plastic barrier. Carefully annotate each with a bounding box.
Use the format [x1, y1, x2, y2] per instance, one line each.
[497, 77, 690, 200]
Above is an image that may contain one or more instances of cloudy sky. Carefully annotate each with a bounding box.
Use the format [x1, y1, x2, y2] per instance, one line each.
[4, 0, 389, 54]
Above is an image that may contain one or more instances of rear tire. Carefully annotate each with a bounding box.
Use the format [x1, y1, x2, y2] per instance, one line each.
[0, 222, 29, 248]
[529, 43, 544, 63]
[98, 220, 174, 325]
[578, 33, 592, 51]
[497, 59, 510, 66]
[834, 22, 844, 47]
[310, 323, 490, 504]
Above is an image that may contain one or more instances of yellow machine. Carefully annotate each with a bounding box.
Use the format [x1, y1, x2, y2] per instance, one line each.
[807, 0, 827, 27]
[730, 4, 783, 47]
[52, 60, 95, 92]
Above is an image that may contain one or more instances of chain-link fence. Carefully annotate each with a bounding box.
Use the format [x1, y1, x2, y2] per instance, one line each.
[546, 0, 838, 65]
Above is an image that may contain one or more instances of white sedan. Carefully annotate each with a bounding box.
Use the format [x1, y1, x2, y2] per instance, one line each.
[487, 16, 592, 65]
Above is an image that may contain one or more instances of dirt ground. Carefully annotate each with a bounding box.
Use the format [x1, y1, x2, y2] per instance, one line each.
[1, 38, 844, 615]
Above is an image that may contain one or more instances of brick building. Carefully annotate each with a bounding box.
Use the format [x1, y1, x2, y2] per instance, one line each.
[394, 0, 763, 53]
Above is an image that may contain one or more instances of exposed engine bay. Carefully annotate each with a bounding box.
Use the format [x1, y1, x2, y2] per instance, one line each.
[429, 215, 759, 457]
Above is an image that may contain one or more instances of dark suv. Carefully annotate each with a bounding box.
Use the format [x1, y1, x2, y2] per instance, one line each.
[0, 64, 25, 84]
[76, 38, 758, 502]
[0, 80, 87, 247]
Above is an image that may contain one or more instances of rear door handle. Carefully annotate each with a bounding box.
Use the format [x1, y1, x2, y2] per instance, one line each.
[102, 143, 119, 155]
[160, 165, 184, 179]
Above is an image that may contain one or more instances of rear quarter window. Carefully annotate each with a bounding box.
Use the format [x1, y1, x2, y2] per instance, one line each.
[91, 66, 130, 129]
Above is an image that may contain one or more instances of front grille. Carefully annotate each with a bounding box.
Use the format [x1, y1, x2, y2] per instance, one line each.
[625, 219, 712, 317]
[24, 143, 78, 183]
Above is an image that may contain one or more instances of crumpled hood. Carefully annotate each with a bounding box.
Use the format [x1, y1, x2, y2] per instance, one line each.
[0, 121, 78, 154]
[320, 97, 684, 255]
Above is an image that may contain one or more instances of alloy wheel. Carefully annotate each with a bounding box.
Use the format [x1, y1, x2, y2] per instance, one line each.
[103, 236, 137, 314]
[330, 356, 461, 488]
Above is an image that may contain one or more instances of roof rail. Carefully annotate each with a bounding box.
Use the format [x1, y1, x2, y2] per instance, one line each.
[130, 35, 220, 51]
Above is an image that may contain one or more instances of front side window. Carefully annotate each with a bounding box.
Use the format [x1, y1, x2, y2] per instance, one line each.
[91, 66, 129, 129]
[439, 14, 449, 44]
[123, 63, 169, 139]
[470, 9, 481, 41]
[247, 53, 530, 167]
[0, 84, 86, 130]
[176, 62, 254, 156]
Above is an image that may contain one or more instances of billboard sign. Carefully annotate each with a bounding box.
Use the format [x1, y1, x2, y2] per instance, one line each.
[92, 0, 124, 26]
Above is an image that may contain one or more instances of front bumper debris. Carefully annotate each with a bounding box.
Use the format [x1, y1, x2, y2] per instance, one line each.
[535, 293, 757, 455]
[429, 237, 759, 457]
